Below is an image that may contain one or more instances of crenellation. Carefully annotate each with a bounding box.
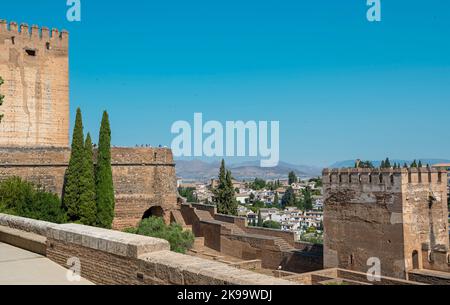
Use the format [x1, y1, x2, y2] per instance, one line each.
[20, 23, 29, 35]
[0, 19, 69, 147]
[323, 166, 449, 279]
[9, 21, 18, 32]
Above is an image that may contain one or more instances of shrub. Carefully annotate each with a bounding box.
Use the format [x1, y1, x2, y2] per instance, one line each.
[263, 220, 281, 229]
[0, 177, 66, 223]
[125, 217, 195, 254]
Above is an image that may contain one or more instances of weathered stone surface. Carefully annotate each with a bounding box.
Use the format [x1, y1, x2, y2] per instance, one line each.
[0, 213, 57, 236]
[47, 223, 170, 258]
[323, 168, 449, 279]
[0, 21, 69, 147]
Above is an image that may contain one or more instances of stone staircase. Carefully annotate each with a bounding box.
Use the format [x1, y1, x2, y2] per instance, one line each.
[274, 237, 295, 252]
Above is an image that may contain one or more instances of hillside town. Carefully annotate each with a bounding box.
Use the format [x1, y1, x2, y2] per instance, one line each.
[177, 171, 324, 243]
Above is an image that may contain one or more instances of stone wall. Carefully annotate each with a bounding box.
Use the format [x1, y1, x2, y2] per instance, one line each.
[0, 20, 69, 147]
[0, 213, 294, 285]
[0, 147, 178, 230]
[180, 203, 324, 273]
[323, 168, 449, 279]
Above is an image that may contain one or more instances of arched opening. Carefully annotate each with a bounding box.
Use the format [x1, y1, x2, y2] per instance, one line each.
[412, 250, 419, 269]
[142, 206, 164, 219]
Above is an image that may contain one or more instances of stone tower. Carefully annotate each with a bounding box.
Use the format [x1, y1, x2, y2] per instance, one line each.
[323, 167, 449, 279]
[0, 20, 69, 147]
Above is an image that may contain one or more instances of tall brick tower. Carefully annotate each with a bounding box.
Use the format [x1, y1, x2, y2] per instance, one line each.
[323, 167, 449, 279]
[0, 20, 69, 147]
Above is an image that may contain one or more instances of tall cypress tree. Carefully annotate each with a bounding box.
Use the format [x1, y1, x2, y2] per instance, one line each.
[257, 209, 263, 227]
[63, 108, 85, 221]
[78, 133, 97, 225]
[213, 160, 237, 216]
[225, 170, 238, 215]
[95, 111, 115, 228]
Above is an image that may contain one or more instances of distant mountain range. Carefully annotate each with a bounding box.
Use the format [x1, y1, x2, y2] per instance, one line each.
[175, 158, 450, 182]
[175, 160, 322, 182]
[329, 159, 450, 169]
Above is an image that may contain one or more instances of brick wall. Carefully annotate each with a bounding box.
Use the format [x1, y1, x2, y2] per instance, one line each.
[0, 147, 178, 230]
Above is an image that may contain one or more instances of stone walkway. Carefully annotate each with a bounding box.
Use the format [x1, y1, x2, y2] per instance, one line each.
[0, 242, 93, 285]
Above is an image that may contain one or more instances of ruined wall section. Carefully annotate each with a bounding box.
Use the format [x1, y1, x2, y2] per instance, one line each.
[0, 20, 69, 147]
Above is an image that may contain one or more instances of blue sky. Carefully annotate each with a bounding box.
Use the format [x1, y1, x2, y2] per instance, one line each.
[2, 0, 450, 166]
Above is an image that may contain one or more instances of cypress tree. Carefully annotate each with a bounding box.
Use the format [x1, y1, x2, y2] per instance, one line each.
[213, 160, 237, 215]
[418, 160, 423, 168]
[257, 209, 263, 227]
[95, 111, 115, 228]
[78, 133, 97, 225]
[63, 108, 86, 222]
[274, 192, 279, 207]
[385, 158, 391, 168]
[225, 170, 238, 215]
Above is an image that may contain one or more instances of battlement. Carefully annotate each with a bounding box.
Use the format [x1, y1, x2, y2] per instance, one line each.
[322, 167, 447, 186]
[0, 19, 68, 41]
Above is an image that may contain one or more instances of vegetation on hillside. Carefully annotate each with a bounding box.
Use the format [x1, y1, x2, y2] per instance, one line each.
[178, 187, 198, 203]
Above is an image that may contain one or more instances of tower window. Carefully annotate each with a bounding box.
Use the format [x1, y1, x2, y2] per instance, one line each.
[25, 49, 36, 56]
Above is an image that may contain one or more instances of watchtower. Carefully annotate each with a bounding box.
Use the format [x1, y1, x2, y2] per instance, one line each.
[323, 167, 449, 279]
[0, 20, 69, 147]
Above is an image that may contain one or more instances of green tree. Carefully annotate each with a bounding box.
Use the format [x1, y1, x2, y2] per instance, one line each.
[263, 220, 281, 229]
[124, 217, 194, 254]
[249, 178, 266, 190]
[418, 160, 423, 168]
[0, 177, 66, 224]
[257, 209, 263, 227]
[384, 158, 391, 168]
[288, 171, 298, 185]
[273, 192, 279, 206]
[178, 187, 198, 203]
[213, 160, 238, 215]
[281, 187, 296, 208]
[302, 187, 313, 211]
[0, 76, 4, 123]
[63, 108, 86, 222]
[356, 160, 374, 168]
[95, 111, 115, 228]
[78, 133, 97, 226]
[411, 160, 418, 168]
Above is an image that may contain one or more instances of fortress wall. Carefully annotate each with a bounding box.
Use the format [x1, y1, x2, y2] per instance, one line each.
[0, 20, 69, 147]
[0, 147, 178, 229]
[322, 168, 408, 279]
[322, 167, 449, 279]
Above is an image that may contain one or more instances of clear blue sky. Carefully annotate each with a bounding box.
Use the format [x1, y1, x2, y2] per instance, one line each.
[2, 1, 450, 166]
